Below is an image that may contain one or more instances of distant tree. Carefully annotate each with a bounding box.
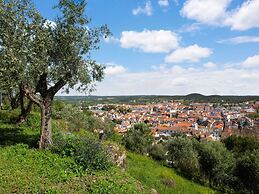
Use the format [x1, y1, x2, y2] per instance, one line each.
[222, 135, 259, 154]
[0, 0, 109, 148]
[123, 123, 153, 154]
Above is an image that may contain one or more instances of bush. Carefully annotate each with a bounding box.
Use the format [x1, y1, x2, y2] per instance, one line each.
[123, 123, 153, 154]
[222, 135, 259, 154]
[233, 149, 259, 193]
[52, 104, 117, 141]
[51, 133, 111, 171]
[148, 143, 167, 161]
[196, 141, 235, 190]
[168, 137, 200, 179]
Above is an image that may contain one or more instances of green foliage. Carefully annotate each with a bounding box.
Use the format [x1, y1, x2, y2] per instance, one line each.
[148, 143, 167, 161]
[126, 152, 215, 194]
[0, 109, 20, 123]
[168, 137, 200, 179]
[123, 123, 153, 154]
[196, 141, 235, 190]
[222, 135, 259, 153]
[51, 133, 111, 171]
[233, 149, 259, 193]
[53, 103, 118, 141]
[0, 0, 109, 92]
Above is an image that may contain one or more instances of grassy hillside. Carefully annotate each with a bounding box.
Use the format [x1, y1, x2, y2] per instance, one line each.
[0, 144, 150, 193]
[0, 109, 214, 193]
[127, 152, 215, 194]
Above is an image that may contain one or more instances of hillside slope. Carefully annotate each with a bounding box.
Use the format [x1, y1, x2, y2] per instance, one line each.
[127, 152, 215, 194]
[0, 110, 214, 193]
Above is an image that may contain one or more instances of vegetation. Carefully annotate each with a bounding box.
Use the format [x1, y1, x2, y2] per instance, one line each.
[0, 0, 109, 148]
[56, 94, 259, 105]
[0, 108, 216, 193]
[51, 133, 111, 171]
[0, 144, 151, 194]
[148, 143, 167, 161]
[123, 123, 153, 154]
[164, 137, 259, 193]
[126, 152, 215, 194]
[168, 137, 200, 179]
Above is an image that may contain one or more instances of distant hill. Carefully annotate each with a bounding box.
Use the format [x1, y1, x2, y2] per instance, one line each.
[55, 94, 259, 104]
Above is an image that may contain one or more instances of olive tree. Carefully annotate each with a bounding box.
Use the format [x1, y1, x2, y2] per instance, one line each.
[0, 0, 109, 148]
[0, 0, 33, 119]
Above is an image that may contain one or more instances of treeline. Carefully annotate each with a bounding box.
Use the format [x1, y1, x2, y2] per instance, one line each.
[56, 94, 259, 105]
[122, 123, 259, 193]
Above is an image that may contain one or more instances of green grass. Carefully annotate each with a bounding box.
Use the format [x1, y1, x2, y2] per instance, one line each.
[0, 110, 149, 193]
[0, 144, 150, 193]
[126, 152, 215, 194]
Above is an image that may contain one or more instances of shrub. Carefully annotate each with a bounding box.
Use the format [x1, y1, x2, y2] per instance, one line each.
[196, 141, 235, 190]
[52, 104, 117, 140]
[148, 143, 167, 161]
[233, 149, 259, 193]
[123, 123, 153, 154]
[222, 135, 259, 154]
[51, 133, 111, 171]
[168, 137, 200, 179]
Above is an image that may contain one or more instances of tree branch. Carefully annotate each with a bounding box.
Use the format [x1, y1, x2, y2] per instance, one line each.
[20, 84, 43, 107]
[36, 73, 48, 97]
[48, 72, 71, 97]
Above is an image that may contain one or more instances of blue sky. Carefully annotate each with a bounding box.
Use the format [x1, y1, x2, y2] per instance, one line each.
[35, 0, 259, 95]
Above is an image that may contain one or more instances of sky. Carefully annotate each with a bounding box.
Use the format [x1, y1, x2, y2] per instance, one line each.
[34, 0, 259, 96]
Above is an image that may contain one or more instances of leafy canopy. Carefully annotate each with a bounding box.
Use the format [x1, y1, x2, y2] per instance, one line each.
[0, 0, 110, 94]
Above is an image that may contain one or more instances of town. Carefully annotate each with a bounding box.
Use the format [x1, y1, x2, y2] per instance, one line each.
[89, 100, 259, 141]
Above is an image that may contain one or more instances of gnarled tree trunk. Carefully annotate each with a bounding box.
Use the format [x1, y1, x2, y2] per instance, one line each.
[40, 98, 52, 149]
[21, 73, 69, 149]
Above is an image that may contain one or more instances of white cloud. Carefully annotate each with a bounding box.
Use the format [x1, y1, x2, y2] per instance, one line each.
[132, 1, 152, 16]
[104, 63, 127, 76]
[242, 55, 259, 68]
[218, 36, 259, 44]
[180, 0, 231, 25]
[224, 1, 259, 30]
[180, 0, 259, 31]
[92, 66, 259, 96]
[178, 23, 202, 33]
[203, 62, 217, 69]
[158, 0, 169, 7]
[120, 30, 180, 53]
[165, 44, 212, 63]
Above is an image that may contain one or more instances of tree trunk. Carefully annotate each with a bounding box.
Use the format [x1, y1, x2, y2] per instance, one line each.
[39, 99, 52, 149]
[18, 86, 33, 123]
[21, 73, 69, 149]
